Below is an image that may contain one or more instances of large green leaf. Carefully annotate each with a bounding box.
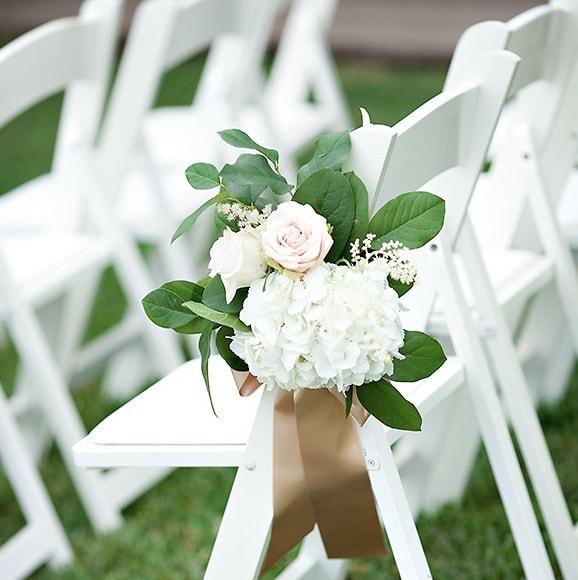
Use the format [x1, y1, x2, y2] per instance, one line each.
[369, 191, 445, 249]
[199, 324, 216, 415]
[218, 129, 279, 166]
[390, 331, 446, 382]
[293, 169, 355, 262]
[345, 171, 369, 253]
[183, 301, 251, 333]
[202, 275, 247, 314]
[388, 277, 414, 297]
[142, 287, 196, 329]
[142, 281, 210, 334]
[297, 131, 351, 185]
[220, 154, 292, 202]
[172, 192, 227, 243]
[185, 163, 220, 189]
[215, 326, 248, 372]
[357, 378, 422, 431]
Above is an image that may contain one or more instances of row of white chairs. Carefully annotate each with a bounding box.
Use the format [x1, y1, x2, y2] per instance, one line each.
[73, 0, 578, 578]
[0, 0, 346, 577]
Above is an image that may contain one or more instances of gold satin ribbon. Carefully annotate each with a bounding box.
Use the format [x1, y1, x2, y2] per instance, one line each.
[233, 372, 386, 573]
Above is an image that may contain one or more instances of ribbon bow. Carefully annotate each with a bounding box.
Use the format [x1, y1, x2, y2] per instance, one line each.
[233, 371, 387, 574]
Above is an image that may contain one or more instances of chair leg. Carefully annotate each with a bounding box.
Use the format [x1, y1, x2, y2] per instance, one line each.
[432, 231, 554, 580]
[361, 420, 432, 580]
[205, 390, 276, 580]
[459, 220, 578, 580]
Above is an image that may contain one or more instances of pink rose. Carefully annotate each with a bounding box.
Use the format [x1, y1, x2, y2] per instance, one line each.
[261, 201, 333, 273]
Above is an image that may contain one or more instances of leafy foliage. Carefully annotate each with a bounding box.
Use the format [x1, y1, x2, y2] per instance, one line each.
[199, 324, 216, 415]
[216, 326, 248, 372]
[172, 192, 228, 243]
[218, 129, 279, 167]
[202, 276, 247, 314]
[297, 131, 352, 185]
[185, 163, 220, 189]
[357, 379, 422, 431]
[183, 301, 250, 333]
[390, 331, 446, 382]
[368, 191, 445, 249]
[293, 169, 355, 262]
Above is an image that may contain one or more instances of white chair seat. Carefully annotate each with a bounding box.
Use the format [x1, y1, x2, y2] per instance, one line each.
[0, 174, 82, 234]
[428, 249, 553, 336]
[73, 354, 465, 468]
[0, 232, 109, 313]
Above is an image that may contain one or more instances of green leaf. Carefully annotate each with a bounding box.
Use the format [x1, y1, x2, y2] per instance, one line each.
[293, 169, 355, 262]
[390, 331, 446, 382]
[369, 191, 445, 249]
[185, 163, 220, 189]
[162, 280, 204, 302]
[345, 171, 369, 253]
[345, 388, 353, 418]
[297, 131, 351, 185]
[388, 277, 414, 297]
[172, 192, 227, 243]
[218, 129, 279, 166]
[220, 154, 292, 202]
[199, 325, 217, 415]
[216, 326, 248, 372]
[183, 301, 251, 333]
[142, 287, 197, 329]
[202, 276, 247, 314]
[357, 378, 422, 431]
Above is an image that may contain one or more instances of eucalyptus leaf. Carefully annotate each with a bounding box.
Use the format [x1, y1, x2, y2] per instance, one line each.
[369, 191, 445, 249]
[293, 169, 355, 262]
[202, 276, 247, 314]
[183, 301, 251, 333]
[357, 378, 422, 431]
[185, 163, 220, 189]
[172, 192, 227, 243]
[162, 280, 210, 334]
[216, 326, 248, 372]
[220, 154, 292, 202]
[199, 324, 217, 415]
[142, 287, 196, 329]
[390, 331, 446, 382]
[218, 129, 279, 166]
[345, 171, 369, 253]
[297, 131, 351, 185]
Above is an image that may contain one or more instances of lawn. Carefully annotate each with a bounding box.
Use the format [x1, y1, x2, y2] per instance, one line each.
[0, 54, 577, 579]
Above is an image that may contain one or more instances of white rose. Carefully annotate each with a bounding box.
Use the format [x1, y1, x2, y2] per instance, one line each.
[261, 201, 333, 274]
[208, 228, 266, 303]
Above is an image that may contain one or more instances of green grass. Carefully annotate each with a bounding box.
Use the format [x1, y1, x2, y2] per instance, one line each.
[1, 55, 577, 578]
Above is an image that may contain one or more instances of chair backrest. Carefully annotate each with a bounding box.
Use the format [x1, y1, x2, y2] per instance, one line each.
[0, 0, 122, 170]
[457, 1, 578, 249]
[96, 0, 283, 194]
[0, 0, 122, 233]
[346, 47, 519, 330]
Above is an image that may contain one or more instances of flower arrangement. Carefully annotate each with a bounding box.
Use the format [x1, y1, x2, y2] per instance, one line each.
[143, 128, 446, 431]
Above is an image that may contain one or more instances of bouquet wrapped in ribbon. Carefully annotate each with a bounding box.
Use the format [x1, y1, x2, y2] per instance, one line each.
[143, 126, 447, 568]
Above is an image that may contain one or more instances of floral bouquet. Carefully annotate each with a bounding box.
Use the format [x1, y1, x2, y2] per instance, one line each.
[142, 127, 447, 431]
[142, 126, 447, 566]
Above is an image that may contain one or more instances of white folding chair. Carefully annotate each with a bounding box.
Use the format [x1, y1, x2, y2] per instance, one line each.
[0, 382, 72, 580]
[0, 4, 184, 532]
[396, 7, 578, 577]
[74, 45, 558, 577]
[262, 0, 350, 156]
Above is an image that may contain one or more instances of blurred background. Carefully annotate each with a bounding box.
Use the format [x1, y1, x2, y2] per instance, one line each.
[4, 1, 578, 579]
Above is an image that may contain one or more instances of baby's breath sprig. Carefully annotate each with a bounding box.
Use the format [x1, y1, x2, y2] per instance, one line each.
[350, 234, 418, 285]
[216, 201, 273, 229]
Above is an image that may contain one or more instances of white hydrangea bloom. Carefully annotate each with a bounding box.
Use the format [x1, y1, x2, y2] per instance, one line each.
[230, 263, 405, 392]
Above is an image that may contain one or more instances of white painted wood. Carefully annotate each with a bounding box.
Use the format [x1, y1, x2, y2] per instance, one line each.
[0, 384, 72, 579]
[0, 2, 185, 534]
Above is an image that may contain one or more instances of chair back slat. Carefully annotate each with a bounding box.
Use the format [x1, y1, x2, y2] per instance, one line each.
[505, 6, 555, 95]
[0, 19, 93, 128]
